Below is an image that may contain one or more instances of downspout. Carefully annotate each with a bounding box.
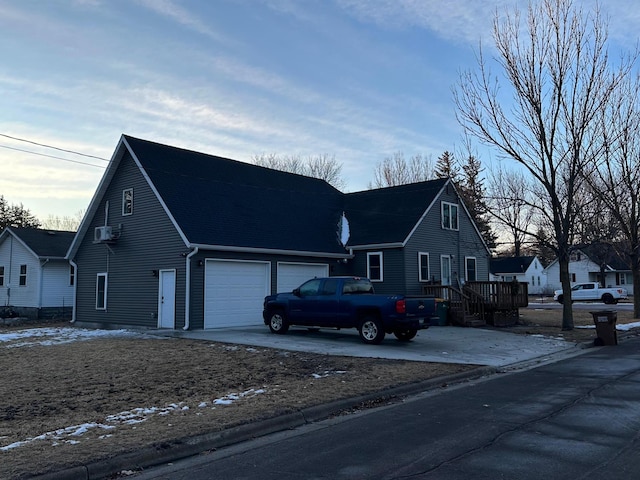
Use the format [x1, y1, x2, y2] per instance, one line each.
[69, 259, 78, 323]
[39, 258, 50, 309]
[184, 247, 199, 330]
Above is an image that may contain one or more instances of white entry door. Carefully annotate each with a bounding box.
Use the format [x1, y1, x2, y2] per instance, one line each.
[158, 270, 176, 328]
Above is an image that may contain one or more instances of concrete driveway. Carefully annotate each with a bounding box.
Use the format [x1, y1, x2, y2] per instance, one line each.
[153, 324, 585, 368]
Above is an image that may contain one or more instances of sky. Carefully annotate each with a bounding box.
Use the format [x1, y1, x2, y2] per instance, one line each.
[1, 0, 640, 222]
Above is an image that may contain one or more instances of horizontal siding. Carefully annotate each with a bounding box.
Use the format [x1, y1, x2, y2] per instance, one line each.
[0, 236, 40, 307]
[74, 152, 187, 329]
[404, 186, 490, 295]
[41, 261, 74, 307]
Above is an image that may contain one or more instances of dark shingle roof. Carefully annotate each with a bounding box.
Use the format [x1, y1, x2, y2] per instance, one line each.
[344, 178, 448, 246]
[490, 256, 536, 275]
[4, 227, 75, 258]
[124, 136, 347, 254]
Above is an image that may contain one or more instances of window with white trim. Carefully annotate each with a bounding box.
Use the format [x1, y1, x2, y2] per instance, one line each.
[19, 265, 27, 286]
[0, 266, 4, 286]
[418, 252, 430, 282]
[367, 252, 383, 282]
[70, 265, 75, 286]
[122, 188, 133, 216]
[465, 257, 477, 282]
[441, 202, 459, 230]
[96, 273, 108, 310]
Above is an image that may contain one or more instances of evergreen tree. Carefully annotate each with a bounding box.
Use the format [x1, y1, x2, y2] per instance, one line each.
[0, 196, 41, 229]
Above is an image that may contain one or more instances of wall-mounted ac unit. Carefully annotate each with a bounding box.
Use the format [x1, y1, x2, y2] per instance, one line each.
[94, 226, 113, 242]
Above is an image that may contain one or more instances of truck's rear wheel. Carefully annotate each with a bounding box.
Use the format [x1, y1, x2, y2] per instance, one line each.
[557, 295, 564, 304]
[602, 293, 614, 304]
[268, 310, 289, 334]
[359, 316, 385, 344]
[394, 328, 417, 341]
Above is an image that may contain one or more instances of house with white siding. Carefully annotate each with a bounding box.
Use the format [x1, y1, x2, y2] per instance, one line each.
[490, 256, 547, 295]
[0, 227, 75, 319]
[67, 135, 492, 331]
[544, 245, 633, 295]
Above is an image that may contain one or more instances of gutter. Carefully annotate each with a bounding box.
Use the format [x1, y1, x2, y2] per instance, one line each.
[69, 258, 78, 323]
[184, 247, 199, 330]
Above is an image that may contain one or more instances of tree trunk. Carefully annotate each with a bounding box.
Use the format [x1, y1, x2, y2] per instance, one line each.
[559, 256, 574, 330]
[631, 251, 640, 319]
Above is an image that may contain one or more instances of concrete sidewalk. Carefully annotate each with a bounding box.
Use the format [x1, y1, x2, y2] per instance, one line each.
[150, 324, 585, 367]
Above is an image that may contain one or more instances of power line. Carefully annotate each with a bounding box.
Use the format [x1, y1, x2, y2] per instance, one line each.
[0, 144, 106, 168]
[0, 133, 110, 161]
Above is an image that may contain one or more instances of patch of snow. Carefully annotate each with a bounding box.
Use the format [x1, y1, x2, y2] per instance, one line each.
[0, 327, 156, 348]
[311, 370, 347, 379]
[212, 388, 266, 406]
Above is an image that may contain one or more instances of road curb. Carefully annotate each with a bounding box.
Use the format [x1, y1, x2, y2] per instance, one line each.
[32, 367, 497, 480]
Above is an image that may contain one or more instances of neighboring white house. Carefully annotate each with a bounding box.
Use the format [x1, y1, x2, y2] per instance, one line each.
[0, 227, 76, 318]
[544, 245, 633, 295]
[490, 256, 547, 295]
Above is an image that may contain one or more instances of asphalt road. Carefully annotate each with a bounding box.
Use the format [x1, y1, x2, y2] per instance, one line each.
[134, 336, 640, 480]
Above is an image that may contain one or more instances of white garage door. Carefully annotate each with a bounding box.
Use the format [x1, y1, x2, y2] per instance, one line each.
[204, 259, 270, 329]
[276, 262, 329, 294]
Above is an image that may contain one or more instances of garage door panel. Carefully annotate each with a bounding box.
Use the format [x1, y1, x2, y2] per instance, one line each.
[277, 263, 329, 293]
[204, 260, 270, 329]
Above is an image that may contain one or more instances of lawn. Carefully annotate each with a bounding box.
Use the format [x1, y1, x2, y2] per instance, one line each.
[1, 307, 638, 479]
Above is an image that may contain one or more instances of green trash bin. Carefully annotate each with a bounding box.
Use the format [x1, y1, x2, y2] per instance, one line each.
[590, 310, 618, 346]
[431, 299, 449, 326]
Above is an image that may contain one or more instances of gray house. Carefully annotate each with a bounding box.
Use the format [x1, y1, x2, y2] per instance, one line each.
[67, 135, 490, 330]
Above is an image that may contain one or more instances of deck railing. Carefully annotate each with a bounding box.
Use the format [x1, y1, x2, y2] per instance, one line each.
[422, 281, 528, 324]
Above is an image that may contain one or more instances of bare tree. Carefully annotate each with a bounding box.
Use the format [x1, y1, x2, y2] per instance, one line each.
[487, 167, 536, 257]
[252, 153, 346, 190]
[369, 152, 435, 188]
[454, 0, 634, 329]
[40, 210, 85, 231]
[584, 74, 640, 316]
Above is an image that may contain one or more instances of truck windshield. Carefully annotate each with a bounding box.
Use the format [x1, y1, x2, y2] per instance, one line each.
[342, 279, 374, 294]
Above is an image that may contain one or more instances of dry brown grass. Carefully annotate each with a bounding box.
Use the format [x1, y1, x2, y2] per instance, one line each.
[1, 307, 637, 479]
[0, 326, 472, 479]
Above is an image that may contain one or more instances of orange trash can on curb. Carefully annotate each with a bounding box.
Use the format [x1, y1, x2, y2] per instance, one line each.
[590, 310, 618, 346]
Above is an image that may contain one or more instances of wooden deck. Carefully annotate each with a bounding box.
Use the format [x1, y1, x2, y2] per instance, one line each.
[423, 281, 529, 327]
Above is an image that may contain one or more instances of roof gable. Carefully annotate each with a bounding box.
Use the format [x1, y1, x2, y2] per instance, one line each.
[490, 256, 536, 275]
[344, 178, 448, 246]
[1, 227, 75, 259]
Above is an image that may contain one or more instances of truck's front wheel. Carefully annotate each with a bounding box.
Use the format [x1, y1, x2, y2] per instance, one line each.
[394, 328, 417, 341]
[359, 316, 385, 344]
[268, 310, 289, 334]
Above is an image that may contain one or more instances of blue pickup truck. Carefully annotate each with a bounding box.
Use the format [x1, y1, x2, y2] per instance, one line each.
[262, 276, 436, 344]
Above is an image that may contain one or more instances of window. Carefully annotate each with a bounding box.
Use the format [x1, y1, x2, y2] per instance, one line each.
[96, 273, 108, 310]
[70, 265, 75, 286]
[441, 202, 459, 230]
[0, 266, 4, 286]
[321, 278, 339, 295]
[571, 273, 576, 282]
[418, 253, 430, 282]
[19, 265, 27, 286]
[367, 252, 383, 282]
[465, 257, 477, 282]
[617, 273, 627, 285]
[122, 188, 133, 216]
[299, 278, 321, 296]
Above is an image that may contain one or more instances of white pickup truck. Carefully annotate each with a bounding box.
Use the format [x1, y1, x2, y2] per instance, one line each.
[554, 282, 628, 305]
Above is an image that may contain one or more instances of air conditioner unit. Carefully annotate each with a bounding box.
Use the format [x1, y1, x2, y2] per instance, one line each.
[94, 226, 113, 242]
